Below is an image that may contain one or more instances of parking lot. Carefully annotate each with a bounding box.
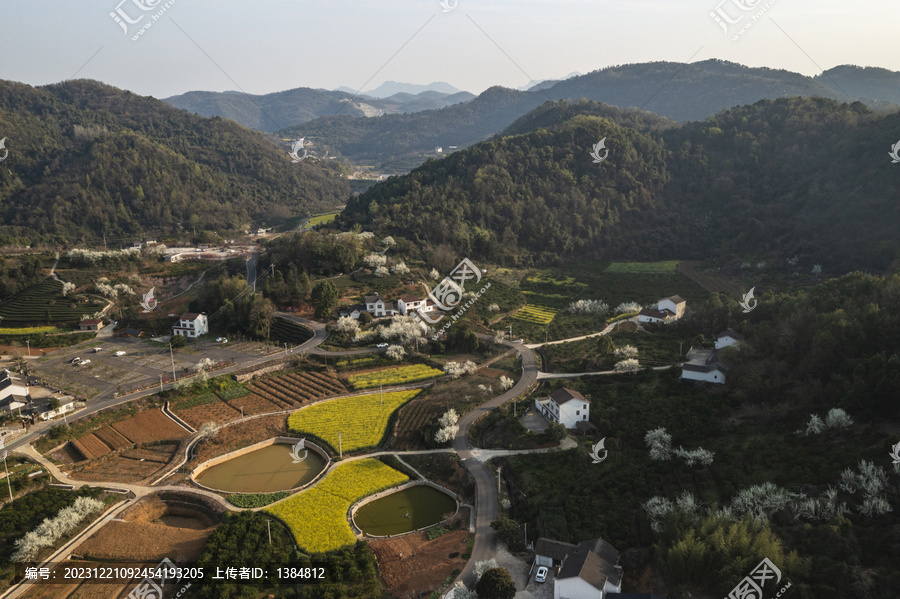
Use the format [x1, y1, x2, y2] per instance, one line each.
[517, 565, 555, 599]
[29, 334, 274, 400]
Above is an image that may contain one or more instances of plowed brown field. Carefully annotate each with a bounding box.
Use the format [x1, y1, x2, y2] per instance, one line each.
[370, 530, 470, 599]
[111, 410, 191, 444]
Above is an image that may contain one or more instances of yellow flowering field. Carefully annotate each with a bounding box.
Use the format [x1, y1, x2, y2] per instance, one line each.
[347, 364, 444, 390]
[513, 304, 558, 325]
[287, 389, 422, 452]
[265, 459, 408, 552]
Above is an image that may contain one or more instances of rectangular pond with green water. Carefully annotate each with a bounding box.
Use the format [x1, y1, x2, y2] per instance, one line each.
[195, 443, 326, 494]
[354, 485, 456, 536]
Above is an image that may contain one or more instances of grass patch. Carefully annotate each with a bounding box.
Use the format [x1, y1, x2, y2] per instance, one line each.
[226, 492, 290, 508]
[604, 261, 680, 274]
[172, 392, 218, 411]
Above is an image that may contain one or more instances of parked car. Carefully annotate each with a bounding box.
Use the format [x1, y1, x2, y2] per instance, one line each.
[376, 343, 388, 348]
[216, 337, 227, 343]
[92, 347, 103, 353]
[535, 566, 548, 583]
[78, 359, 91, 366]
[114, 351, 126, 357]
[69, 357, 82, 364]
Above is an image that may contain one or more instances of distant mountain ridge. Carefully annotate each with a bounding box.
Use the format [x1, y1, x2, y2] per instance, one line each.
[362, 81, 463, 98]
[284, 59, 900, 168]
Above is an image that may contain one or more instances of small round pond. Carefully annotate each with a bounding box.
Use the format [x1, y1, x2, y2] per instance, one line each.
[194, 443, 326, 494]
[354, 485, 457, 536]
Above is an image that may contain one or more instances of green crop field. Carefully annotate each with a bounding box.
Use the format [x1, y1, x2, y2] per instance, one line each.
[513, 304, 558, 325]
[307, 211, 340, 227]
[270, 318, 314, 344]
[0, 279, 106, 325]
[604, 261, 680, 274]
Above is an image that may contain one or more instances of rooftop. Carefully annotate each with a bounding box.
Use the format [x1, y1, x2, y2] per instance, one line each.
[550, 387, 587, 405]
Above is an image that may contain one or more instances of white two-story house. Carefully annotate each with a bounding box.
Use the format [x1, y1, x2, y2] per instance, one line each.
[535, 387, 590, 429]
[364, 293, 398, 318]
[681, 346, 727, 384]
[172, 312, 209, 338]
[397, 296, 434, 316]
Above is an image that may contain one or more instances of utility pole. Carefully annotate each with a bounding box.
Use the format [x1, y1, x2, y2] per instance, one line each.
[267, 519, 272, 545]
[524, 522, 527, 548]
[338, 432, 342, 459]
[497, 466, 502, 496]
[380, 384, 383, 405]
[159, 374, 163, 393]
[169, 342, 177, 382]
[508, 325, 512, 338]
[25, 341, 29, 356]
[2, 450, 12, 502]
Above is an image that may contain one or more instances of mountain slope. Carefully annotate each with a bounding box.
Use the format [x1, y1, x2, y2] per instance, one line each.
[289, 60, 900, 167]
[0, 79, 349, 244]
[340, 97, 900, 271]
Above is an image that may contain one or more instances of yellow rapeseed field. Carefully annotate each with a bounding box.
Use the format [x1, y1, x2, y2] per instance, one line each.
[347, 364, 444, 390]
[287, 389, 421, 452]
[265, 459, 408, 552]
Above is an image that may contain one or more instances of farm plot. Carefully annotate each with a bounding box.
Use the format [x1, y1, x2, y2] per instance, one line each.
[111, 409, 191, 444]
[513, 304, 558, 325]
[266, 459, 408, 553]
[270, 317, 314, 345]
[250, 371, 347, 408]
[0, 279, 106, 325]
[92, 427, 131, 451]
[288, 389, 422, 452]
[70, 434, 111, 460]
[71, 444, 178, 483]
[178, 401, 241, 429]
[346, 364, 444, 390]
[222, 392, 280, 416]
[392, 400, 444, 450]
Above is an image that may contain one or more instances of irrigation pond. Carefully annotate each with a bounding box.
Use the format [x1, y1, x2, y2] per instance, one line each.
[194, 443, 326, 493]
[354, 485, 456, 536]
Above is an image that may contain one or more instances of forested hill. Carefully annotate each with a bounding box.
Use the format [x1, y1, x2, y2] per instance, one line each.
[288, 60, 899, 167]
[340, 98, 900, 272]
[0, 79, 349, 245]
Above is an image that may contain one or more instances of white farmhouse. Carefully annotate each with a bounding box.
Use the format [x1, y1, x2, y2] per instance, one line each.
[0, 370, 29, 412]
[552, 538, 623, 599]
[638, 295, 686, 325]
[681, 346, 727, 384]
[714, 329, 744, 350]
[364, 293, 398, 318]
[397, 295, 434, 316]
[172, 312, 209, 338]
[535, 387, 590, 429]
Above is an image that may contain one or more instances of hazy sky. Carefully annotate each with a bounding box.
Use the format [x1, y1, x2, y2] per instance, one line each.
[2, 0, 896, 99]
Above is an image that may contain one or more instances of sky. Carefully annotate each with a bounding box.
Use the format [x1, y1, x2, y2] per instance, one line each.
[1, 0, 897, 99]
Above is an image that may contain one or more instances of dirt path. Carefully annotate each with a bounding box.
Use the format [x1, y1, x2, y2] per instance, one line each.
[524, 317, 637, 349]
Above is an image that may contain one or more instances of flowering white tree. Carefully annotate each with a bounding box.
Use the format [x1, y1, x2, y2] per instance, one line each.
[804, 414, 826, 436]
[474, 559, 498, 582]
[674, 446, 715, 467]
[382, 236, 395, 246]
[825, 408, 853, 429]
[566, 299, 609, 316]
[615, 301, 642, 314]
[492, 330, 507, 345]
[487, 303, 500, 313]
[61, 282, 76, 296]
[11, 497, 104, 562]
[335, 316, 360, 338]
[380, 315, 425, 346]
[391, 261, 410, 275]
[434, 409, 460, 443]
[443, 361, 478, 379]
[95, 283, 118, 298]
[374, 265, 390, 277]
[812, 264, 822, 275]
[198, 421, 218, 439]
[448, 581, 477, 599]
[195, 357, 215, 372]
[645, 428, 673, 461]
[364, 253, 387, 268]
[385, 344, 405, 361]
[615, 359, 640, 373]
[478, 384, 493, 397]
[499, 375, 514, 391]
[730, 482, 801, 523]
[642, 496, 675, 532]
[614, 345, 638, 359]
[429, 268, 440, 280]
[114, 283, 135, 295]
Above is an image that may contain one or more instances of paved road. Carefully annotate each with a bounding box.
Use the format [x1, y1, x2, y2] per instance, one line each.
[453, 337, 539, 588]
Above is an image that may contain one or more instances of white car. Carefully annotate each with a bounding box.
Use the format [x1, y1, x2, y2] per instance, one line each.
[70, 357, 82, 364]
[92, 347, 103, 353]
[535, 566, 548, 583]
[78, 359, 91, 366]
[376, 343, 388, 348]
[114, 351, 126, 357]
[216, 337, 228, 343]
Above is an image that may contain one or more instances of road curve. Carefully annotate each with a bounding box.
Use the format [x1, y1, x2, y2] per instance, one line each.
[453, 338, 539, 587]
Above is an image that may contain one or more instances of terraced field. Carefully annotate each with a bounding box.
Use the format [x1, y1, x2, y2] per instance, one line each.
[70, 410, 190, 460]
[512, 304, 559, 325]
[0, 279, 106, 325]
[249, 371, 346, 409]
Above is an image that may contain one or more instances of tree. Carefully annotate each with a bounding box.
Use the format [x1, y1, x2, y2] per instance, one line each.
[49, 397, 61, 410]
[434, 409, 460, 443]
[311, 280, 339, 318]
[596, 335, 615, 355]
[385, 344, 405, 361]
[475, 567, 516, 599]
[547, 422, 567, 441]
[498, 375, 514, 390]
[335, 316, 360, 338]
[491, 518, 524, 552]
[359, 311, 374, 325]
[614, 358, 640, 373]
[171, 335, 187, 348]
